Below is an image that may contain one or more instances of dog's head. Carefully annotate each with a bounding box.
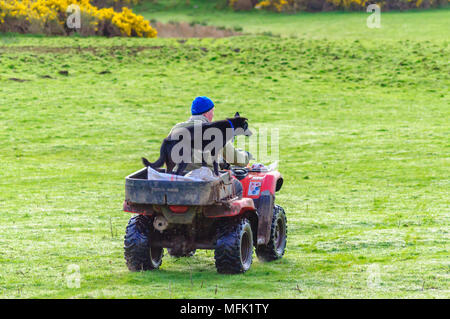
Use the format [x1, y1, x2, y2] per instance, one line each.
[228, 112, 252, 137]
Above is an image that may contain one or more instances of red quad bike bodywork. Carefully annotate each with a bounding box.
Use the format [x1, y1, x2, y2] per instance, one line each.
[239, 170, 283, 245]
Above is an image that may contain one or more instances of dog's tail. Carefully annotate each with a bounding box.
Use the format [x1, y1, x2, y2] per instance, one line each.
[142, 156, 165, 168]
[142, 139, 168, 169]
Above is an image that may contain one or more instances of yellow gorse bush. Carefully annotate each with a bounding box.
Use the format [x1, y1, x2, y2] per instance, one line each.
[255, 0, 289, 12]
[91, 0, 141, 10]
[0, 0, 156, 37]
[326, 0, 369, 7]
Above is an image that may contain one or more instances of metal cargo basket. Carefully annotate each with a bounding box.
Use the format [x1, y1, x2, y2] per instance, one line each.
[125, 168, 234, 206]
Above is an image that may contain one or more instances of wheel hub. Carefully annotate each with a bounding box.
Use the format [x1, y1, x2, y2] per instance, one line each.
[240, 231, 252, 270]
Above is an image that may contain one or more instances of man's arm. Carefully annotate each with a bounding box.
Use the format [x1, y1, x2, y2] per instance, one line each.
[222, 141, 252, 167]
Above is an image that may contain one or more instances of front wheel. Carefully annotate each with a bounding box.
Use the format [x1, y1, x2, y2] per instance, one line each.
[124, 215, 163, 271]
[256, 205, 287, 262]
[214, 218, 253, 274]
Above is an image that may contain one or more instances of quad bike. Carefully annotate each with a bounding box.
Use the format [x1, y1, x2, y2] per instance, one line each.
[123, 163, 286, 274]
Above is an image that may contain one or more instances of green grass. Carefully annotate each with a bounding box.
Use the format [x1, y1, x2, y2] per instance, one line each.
[136, 1, 450, 41]
[0, 6, 449, 298]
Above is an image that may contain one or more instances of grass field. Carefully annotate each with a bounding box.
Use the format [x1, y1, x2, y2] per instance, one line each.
[136, 2, 450, 41]
[0, 3, 449, 298]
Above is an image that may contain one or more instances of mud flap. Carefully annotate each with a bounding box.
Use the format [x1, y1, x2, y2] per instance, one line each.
[256, 190, 274, 245]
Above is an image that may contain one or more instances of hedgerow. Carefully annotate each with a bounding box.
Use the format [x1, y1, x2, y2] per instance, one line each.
[231, 0, 448, 11]
[0, 0, 157, 37]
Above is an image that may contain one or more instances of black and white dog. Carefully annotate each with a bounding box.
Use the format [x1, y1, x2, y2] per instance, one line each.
[142, 112, 252, 176]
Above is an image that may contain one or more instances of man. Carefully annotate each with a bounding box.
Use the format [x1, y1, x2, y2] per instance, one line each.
[169, 96, 253, 171]
[169, 96, 253, 197]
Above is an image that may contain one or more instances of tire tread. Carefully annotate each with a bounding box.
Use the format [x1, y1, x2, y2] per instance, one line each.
[214, 218, 253, 274]
[256, 205, 287, 262]
[124, 215, 162, 271]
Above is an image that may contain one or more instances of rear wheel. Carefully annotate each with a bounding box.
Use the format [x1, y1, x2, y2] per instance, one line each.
[124, 215, 163, 271]
[256, 205, 287, 262]
[214, 218, 253, 274]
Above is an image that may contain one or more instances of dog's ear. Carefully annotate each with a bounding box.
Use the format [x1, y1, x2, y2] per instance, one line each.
[234, 112, 240, 118]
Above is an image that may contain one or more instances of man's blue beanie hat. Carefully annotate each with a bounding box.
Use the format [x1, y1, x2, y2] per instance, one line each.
[191, 96, 214, 115]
